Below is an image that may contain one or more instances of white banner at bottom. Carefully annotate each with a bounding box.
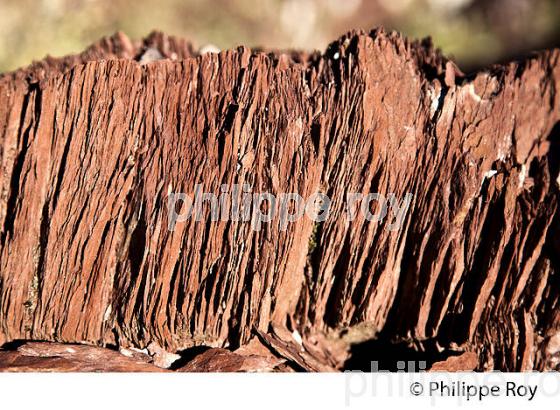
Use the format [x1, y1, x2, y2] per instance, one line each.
[0, 372, 559, 409]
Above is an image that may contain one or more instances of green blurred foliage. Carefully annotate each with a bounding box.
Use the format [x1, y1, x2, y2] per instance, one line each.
[0, 0, 558, 73]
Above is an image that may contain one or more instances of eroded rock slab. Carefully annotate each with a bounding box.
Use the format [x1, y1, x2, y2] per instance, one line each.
[0, 29, 559, 371]
[176, 347, 285, 372]
[0, 342, 164, 372]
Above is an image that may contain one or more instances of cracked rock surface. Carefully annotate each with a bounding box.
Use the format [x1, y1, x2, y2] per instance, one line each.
[0, 29, 559, 371]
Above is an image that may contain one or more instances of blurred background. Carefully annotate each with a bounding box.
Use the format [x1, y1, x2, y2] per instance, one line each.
[0, 0, 559, 73]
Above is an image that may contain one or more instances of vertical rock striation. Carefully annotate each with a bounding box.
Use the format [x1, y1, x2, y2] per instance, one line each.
[0, 29, 559, 371]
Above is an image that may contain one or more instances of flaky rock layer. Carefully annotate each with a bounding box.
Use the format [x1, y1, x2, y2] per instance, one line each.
[0, 29, 559, 371]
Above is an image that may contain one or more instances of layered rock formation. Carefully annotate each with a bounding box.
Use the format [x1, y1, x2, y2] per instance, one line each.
[0, 29, 559, 371]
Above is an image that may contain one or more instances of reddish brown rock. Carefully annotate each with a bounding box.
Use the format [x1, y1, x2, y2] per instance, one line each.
[0, 342, 164, 372]
[0, 29, 559, 371]
[429, 352, 478, 372]
[176, 346, 284, 372]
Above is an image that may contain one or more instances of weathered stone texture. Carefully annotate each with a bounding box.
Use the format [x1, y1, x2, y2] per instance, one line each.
[0, 29, 559, 371]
